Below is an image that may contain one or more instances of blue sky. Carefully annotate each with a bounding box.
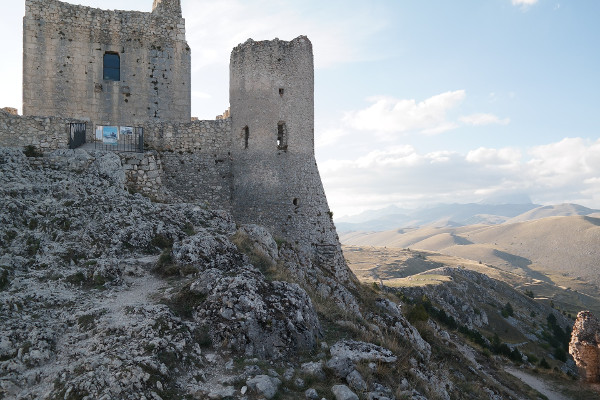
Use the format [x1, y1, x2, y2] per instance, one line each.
[2, 0, 599, 217]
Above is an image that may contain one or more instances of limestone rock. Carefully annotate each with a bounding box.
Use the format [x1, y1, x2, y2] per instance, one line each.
[195, 267, 321, 359]
[331, 384, 359, 400]
[330, 340, 397, 363]
[569, 310, 600, 383]
[301, 360, 325, 380]
[246, 374, 281, 399]
[238, 224, 279, 261]
[326, 356, 355, 379]
[305, 387, 320, 399]
[345, 369, 367, 392]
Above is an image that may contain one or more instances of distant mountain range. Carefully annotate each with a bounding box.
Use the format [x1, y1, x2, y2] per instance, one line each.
[335, 202, 600, 232]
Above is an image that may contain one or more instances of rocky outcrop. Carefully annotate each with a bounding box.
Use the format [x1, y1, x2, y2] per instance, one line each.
[0, 147, 319, 397]
[569, 311, 600, 383]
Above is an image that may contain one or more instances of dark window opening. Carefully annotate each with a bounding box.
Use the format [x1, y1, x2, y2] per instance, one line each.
[279, 88, 284, 97]
[103, 52, 120, 81]
[277, 121, 287, 151]
[243, 126, 249, 149]
[293, 198, 298, 206]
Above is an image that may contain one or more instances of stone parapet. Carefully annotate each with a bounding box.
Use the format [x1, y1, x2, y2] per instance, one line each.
[0, 110, 81, 150]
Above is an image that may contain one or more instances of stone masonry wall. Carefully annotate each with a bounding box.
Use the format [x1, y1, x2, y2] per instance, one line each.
[142, 119, 233, 209]
[23, 0, 191, 133]
[0, 109, 81, 150]
[119, 151, 168, 201]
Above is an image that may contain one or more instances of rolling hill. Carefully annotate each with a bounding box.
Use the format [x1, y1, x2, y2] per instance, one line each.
[340, 215, 600, 315]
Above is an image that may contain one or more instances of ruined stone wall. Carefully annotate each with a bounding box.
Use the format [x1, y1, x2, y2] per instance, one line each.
[23, 0, 191, 133]
[119, 151, 167, 201]
[0, 109, 80, 150]
[229, 37, 341, 261]
[142, 119, 233, 209]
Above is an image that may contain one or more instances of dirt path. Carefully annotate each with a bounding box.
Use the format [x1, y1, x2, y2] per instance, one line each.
[505, 367, 570, 400]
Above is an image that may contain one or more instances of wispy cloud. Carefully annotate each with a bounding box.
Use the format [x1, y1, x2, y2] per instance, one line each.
[512, 0, 539, 6]
[318, 91, 510, 148]
[342, 91, 466, 138]
[511, 0, 539, 10]
[460, 113, 510, 126]
[184, 0, 388, 70]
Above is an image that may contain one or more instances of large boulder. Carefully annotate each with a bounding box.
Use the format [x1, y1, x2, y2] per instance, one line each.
[195, 266, 321, 359]
[569, 310, 600, 382]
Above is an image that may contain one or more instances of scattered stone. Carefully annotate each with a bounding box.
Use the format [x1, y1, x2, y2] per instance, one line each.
[283, 367, 295, 381]
[246, 375, 281, 399]
[331, 384, 359, 400]
[301, 360, 325, 380]
[345, 369, 367, 392]
[326, 356, 355, 378]
[330, 340, 397, 363]
[305, 388, 320, 399]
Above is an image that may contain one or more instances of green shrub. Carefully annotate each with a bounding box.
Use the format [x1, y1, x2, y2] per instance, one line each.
[0, 268, 9, 291]
[183, 222, 195, 236]
[163, 285, 206, 319]
[501, 302, 514, 318]
[151, 234, 173, 250]
[65, 272, 86, 285]
[77, 314, 97, 331]
[539, 358, 551, 369]
[406, 303, 429, 323]
[24, 145, 42, 158]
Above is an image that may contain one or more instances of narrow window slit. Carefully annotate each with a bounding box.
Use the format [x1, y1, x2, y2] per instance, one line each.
[242, 126, 249, 149]
[277, 121, 287, 151]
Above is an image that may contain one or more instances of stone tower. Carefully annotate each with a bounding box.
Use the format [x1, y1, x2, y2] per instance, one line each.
[23, 0, 190, 133]
[229, 37, 343, 271]
[152, 0, 182, 17]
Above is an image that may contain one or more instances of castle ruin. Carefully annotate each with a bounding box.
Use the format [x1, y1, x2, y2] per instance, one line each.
[4, 0, 344, 269]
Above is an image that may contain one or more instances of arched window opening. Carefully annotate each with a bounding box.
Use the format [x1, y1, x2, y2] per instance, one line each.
[242, 126, 249, 149]
[293, 198, 298, 206]
[103, 52, 120, 81]
[277, 121, 287, 151]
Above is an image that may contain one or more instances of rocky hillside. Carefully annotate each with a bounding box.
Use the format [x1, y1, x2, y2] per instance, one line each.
[1, 147, 596, 400]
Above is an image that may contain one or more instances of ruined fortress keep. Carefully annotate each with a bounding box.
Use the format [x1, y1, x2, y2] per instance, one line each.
[7, 0, 342, 263]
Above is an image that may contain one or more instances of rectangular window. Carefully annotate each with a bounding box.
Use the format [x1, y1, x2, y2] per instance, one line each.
[103, 53, 120, 81]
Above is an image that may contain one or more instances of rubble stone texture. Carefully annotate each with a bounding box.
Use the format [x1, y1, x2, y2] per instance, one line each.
[569, 310, 600, 383]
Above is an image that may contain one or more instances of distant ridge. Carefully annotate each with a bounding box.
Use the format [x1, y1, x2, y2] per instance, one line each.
[336, 202, 540, 232]
[505, 203, 600, 224]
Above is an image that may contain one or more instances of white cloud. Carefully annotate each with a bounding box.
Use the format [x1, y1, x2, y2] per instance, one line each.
[512, 0, 539, 11]
[466, 147, 522, 168]
[320, 137, 600, 217]
[342, 90, 465, 137]
[512, 0, 538, 6]
[316, 128, 348, 147]
[460, 113, 510, 126]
